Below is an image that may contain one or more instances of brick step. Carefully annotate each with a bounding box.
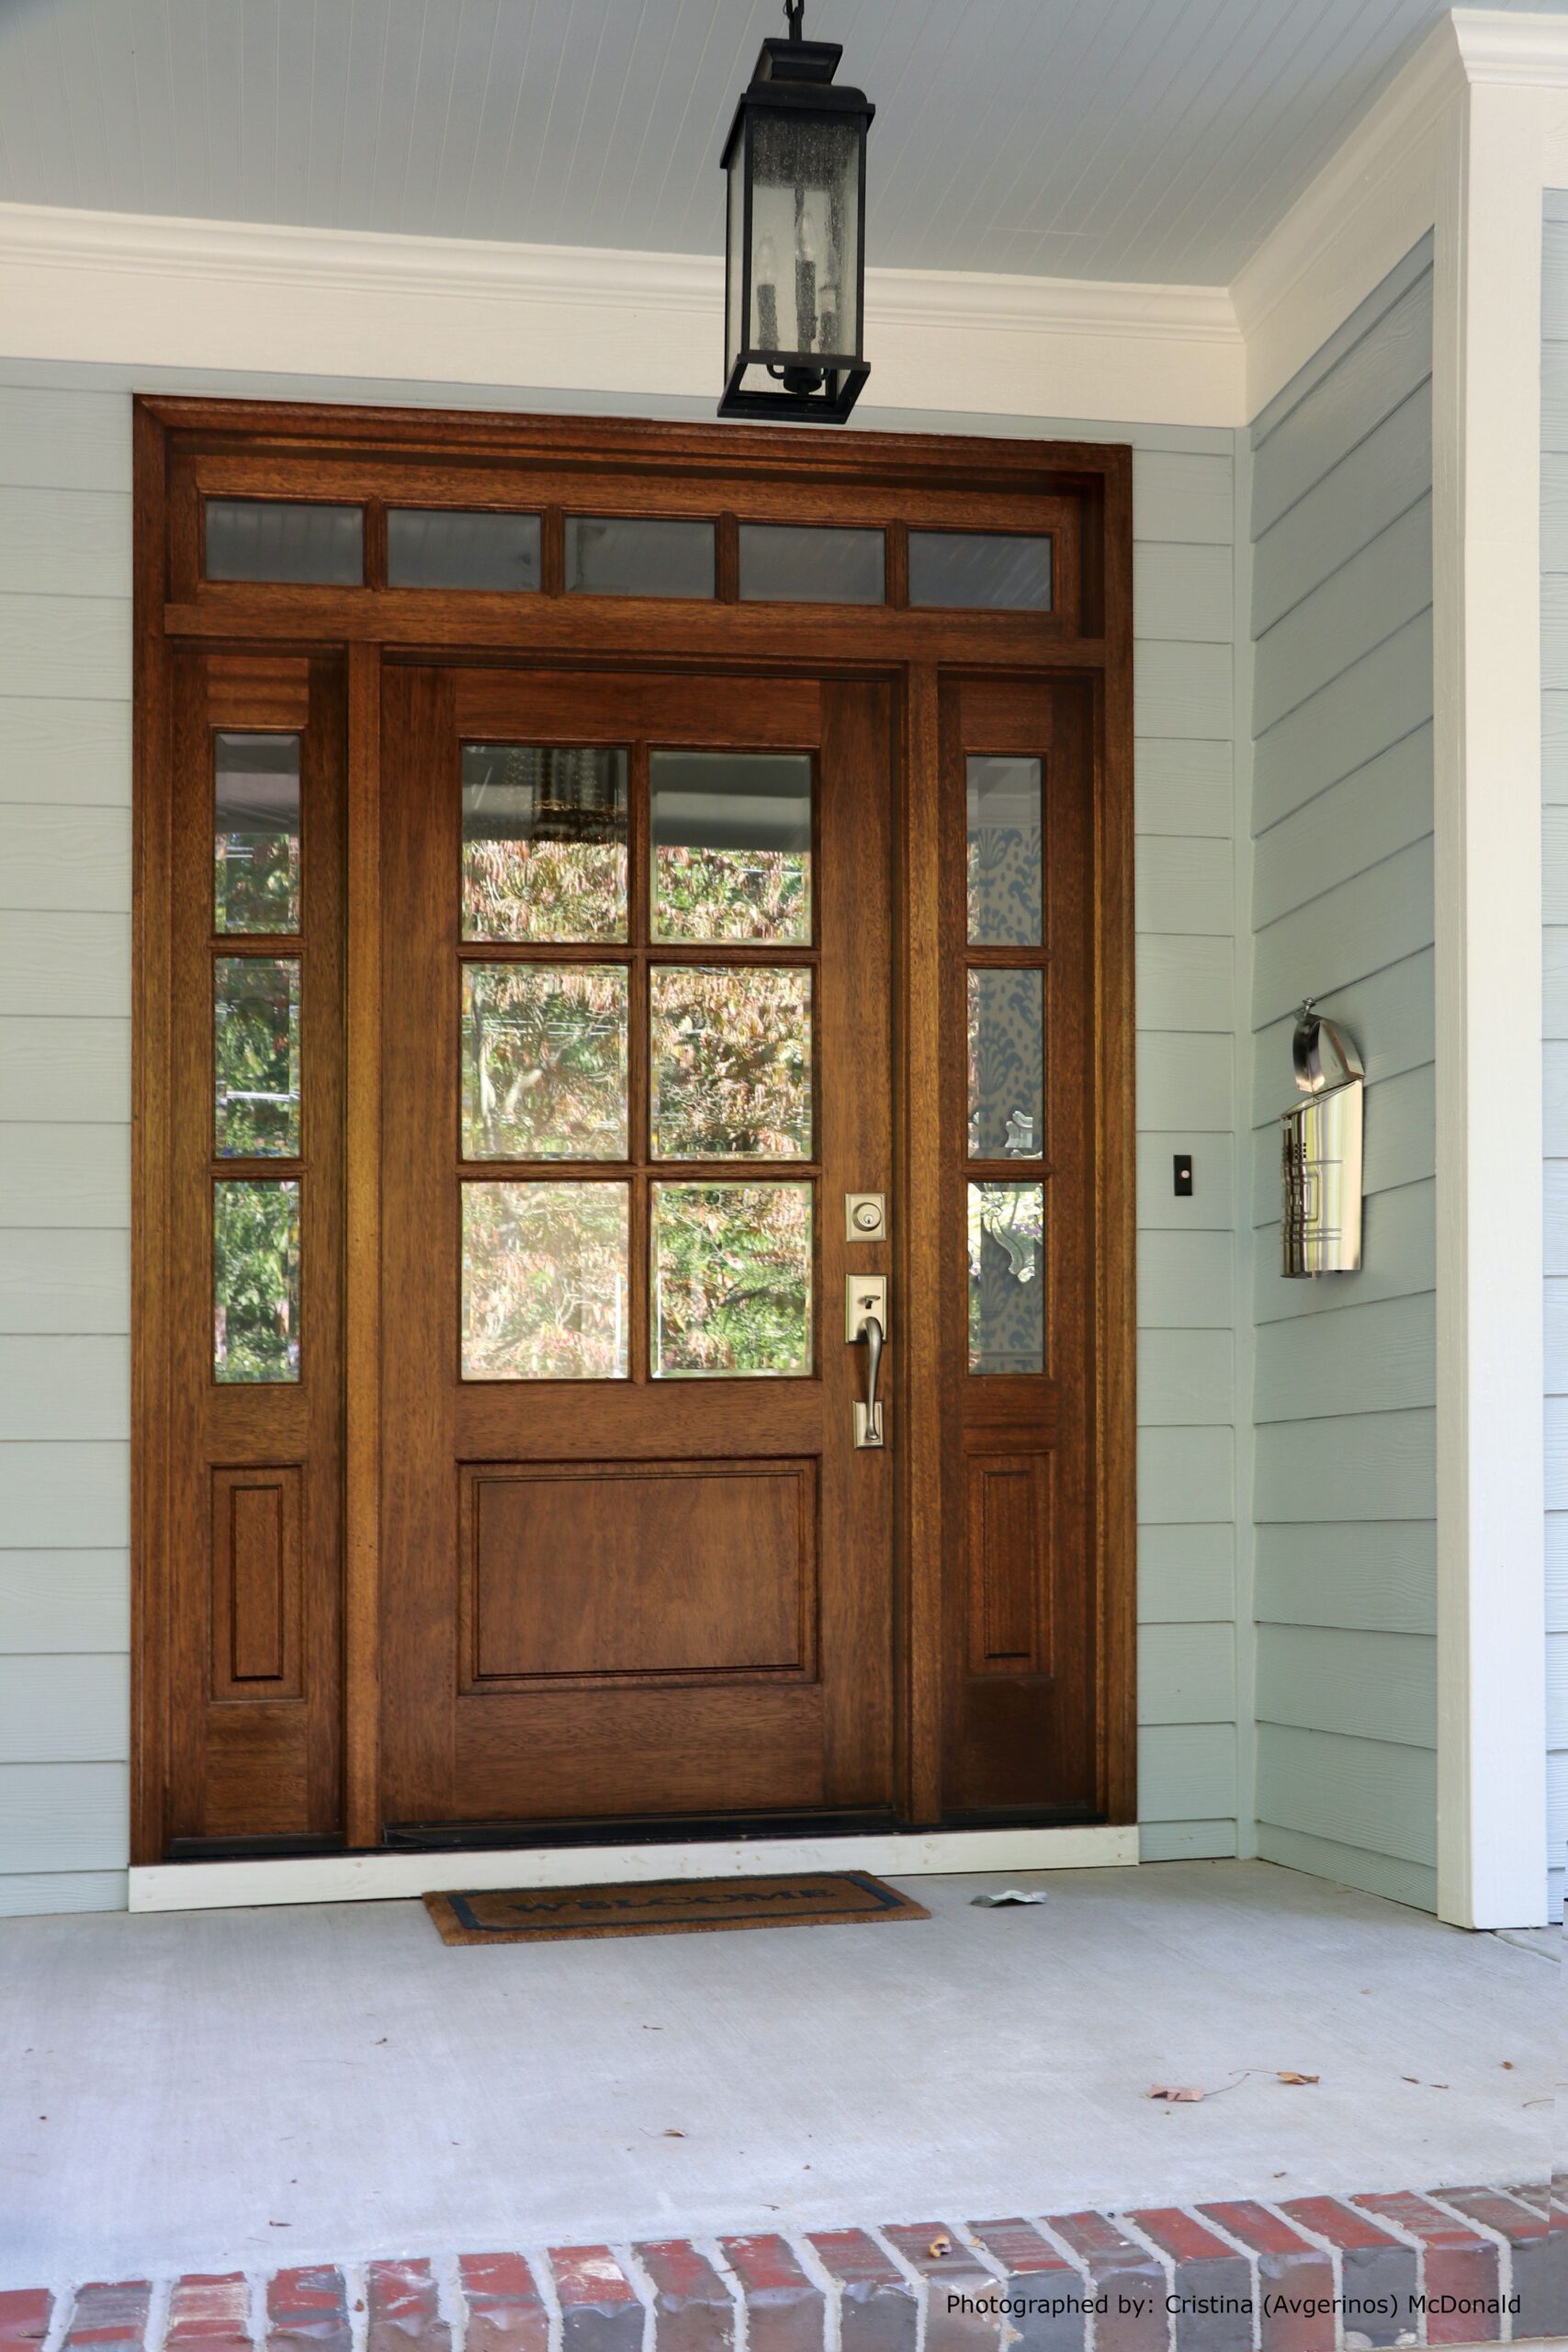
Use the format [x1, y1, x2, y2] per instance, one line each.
[0, 2180, 1559, 2352]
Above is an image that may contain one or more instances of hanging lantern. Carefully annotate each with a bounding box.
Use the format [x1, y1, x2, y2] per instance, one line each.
[718, 0, 874, 424]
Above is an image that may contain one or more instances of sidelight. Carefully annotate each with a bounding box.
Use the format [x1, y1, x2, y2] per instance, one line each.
[213, 1180, 300, 1384]
[966, 756, 1043, 947]
[214, 956, 301, 1158]
[966, 969, 1043, 1161]
[214, 734, 301, 934]
[967, 1182, 1045, 1375]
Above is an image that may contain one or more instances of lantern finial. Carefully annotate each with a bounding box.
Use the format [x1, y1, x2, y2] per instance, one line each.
[785, 0, 806, 37]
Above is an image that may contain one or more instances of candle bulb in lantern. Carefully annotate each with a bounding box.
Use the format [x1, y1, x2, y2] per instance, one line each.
[795, 202, 819, 350]
[756, 233, 780, 347]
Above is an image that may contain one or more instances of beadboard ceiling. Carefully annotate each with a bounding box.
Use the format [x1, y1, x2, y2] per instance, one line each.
[1, 0, 1565, 288]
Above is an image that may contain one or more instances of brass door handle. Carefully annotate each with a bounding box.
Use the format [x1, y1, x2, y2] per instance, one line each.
[846, 1276, 888, 1450]
[855, 1313, 885, 1449]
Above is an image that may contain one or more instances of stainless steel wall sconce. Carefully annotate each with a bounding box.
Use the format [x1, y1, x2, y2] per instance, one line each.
[1280, 1000, 1364, 1277]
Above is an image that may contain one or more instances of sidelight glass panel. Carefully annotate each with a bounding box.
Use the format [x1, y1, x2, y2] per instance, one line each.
[461, 1181, 628, 1380]
[967, 969, 1043, 1160]
[215, 956, 300, 1157]
[739, 523, 885, 605]
[461, 964, 627, 1161]
[650, 967, 811, 1160]
[215, 733, 301, 934]
[213, 1179, 300, 1383]
[967, 1182, 1045, 1375]
[565, 516, 715, 598]
[651, 751, 812, 943]
[966, 755, 1043, 947]
[462, 744, 628, 943]
[205, 499, 363, 585]
[387, 507, 541, 591]
[653, 1182, 812, 1377]
[909, 529, 1052, 611]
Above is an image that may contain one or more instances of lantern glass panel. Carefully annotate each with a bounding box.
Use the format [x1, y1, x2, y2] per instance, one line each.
[747, 110, 861, 360]
[726, 143, 746, 376]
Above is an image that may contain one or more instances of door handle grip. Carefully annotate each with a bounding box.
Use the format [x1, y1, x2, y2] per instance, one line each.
[854, 1313, 885, 1449]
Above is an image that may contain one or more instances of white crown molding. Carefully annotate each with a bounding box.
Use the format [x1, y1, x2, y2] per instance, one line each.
[0, 198, 1244, 425]
[1234, 13, 1463, 414]
[1450, 7, 1568, 85]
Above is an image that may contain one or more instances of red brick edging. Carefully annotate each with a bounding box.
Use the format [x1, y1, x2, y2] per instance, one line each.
[0, 2180, 1561, 2352]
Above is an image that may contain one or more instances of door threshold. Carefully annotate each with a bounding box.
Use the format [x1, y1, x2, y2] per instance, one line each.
[129, 1822, 1138, 1913]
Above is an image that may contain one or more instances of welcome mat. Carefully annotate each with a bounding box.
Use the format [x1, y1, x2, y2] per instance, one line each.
[423, 1870, 929, 1945]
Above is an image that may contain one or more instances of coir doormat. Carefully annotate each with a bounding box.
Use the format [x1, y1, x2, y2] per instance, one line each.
[423, 1870, 929, 1945]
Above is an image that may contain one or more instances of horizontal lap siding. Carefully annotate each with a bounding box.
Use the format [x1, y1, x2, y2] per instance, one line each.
[0, 385, 133, 1917]
[1543, 198, 1568, 1921]
[1132, 440, 1241, 1866]
[1247, 243, 1438, 1914]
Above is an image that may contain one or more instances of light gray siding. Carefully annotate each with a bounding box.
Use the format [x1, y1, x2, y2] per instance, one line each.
[0, 360, 1243, 1911]
[1247, 239, 1438, 1911]
[1541, 195, 1568, 1925]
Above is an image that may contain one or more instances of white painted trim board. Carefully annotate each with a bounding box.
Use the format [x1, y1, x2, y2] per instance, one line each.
[129, 1826, 1138, 1914]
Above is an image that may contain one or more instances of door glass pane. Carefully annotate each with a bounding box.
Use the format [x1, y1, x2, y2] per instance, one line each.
[909, 530, 1052, 611]
[214, 1180, 300, 1383]
[388, 509, 541, 591]
[565, 516, 715, 599]
[967, 1182, 1045, 1374]
[462, 745, 627, 943]
[215, 956, 301, 1157]
[650, 967, 812, 1160]
[966, 756, 1043, 946]
[461, 964, 627, 1161]
[462, 1182, 628, 1379]
[651, 751, 812, 943]
[739, 524, 885, 605]
[653, 1182, 812, 1376]
[205, 499, 363, 585]
[215, 734, 300, 933]
[967, 969, 1043, 1160]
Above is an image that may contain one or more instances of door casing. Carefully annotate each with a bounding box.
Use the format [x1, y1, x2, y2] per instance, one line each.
[130, 397, 1137, 1862]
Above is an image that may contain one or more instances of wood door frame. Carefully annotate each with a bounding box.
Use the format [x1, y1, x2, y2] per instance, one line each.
[131, 395, 1135, 1865]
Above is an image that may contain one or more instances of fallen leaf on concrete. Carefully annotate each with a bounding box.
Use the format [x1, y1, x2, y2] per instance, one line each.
[663, 2128, 686, 2138]
[1277, 2072, 1319, 2086]
[1148, 2086, 1206, 2102]
[928, 2237, 953, 2259]
[1503, 2061, 1515, 2069]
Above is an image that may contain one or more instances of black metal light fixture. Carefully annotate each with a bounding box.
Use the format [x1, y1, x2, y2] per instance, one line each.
[718, 0, 874, 424]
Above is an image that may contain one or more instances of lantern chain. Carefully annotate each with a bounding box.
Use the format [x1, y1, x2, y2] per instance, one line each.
[784, 0, 805, 38]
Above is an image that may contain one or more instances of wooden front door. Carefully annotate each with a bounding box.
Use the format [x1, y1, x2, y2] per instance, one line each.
[133, 401, 1135, 1863]
[378, 665, 897, 1833]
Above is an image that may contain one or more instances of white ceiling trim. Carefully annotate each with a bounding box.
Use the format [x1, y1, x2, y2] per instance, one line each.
[0, 198, 1245, 427]
[1450, 6, 1568, 85]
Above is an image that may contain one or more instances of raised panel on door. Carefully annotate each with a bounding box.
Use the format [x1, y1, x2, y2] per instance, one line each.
[378, 666, 896, 1836]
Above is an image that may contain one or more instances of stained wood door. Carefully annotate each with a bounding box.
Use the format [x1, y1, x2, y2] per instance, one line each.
[377, 666, 897, 1832]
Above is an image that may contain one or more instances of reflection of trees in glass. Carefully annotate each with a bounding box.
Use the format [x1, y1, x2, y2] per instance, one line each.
[462, 1182, 628, 1379]
[214, 1182, 300, 1383]
[654, 1184, 811, 1375]
[215, 957, 300, 1156]
[214, 734, 300, 933]
[461, 749, 627, 943]
[966, 1182, 1045, 1374]
[655, 843, 808, 943]
[462, 966, 626, 1159]
[652, 967, 811, 1159]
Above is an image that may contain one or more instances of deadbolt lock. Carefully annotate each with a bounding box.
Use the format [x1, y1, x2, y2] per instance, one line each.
[845, 1193, 887, 1241]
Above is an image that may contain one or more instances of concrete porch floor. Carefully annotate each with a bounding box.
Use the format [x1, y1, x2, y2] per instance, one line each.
[0, 1859, 1555, 2286]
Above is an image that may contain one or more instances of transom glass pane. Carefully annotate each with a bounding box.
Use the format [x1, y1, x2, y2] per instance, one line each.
[966, 756, 1043, 947]
[650, 967, 812, 1160]
[739, 524, 884, 605]
[214, 1180, 300, 1384]
[462, 1182, 628, 1380]
[967, 969, 1043, 1160]
[215, 956, 300, 1157]
[651, 751, 812, 943]
[565, 517, 715, 599]
[388, 509, 540, 591]
[967, 1182, 1045, 1375]
[909, 530, 1052, 611]
[215, 733, 300, 934]
[653, 1182, 812, 1377]
[205, 499, 363, 585]
[461, 965, 627, 1161]
[462, 744, 627, 943]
